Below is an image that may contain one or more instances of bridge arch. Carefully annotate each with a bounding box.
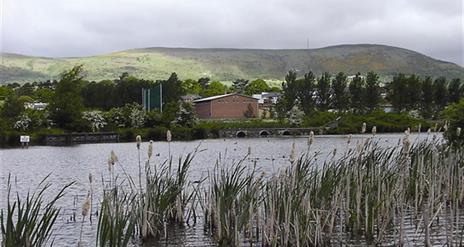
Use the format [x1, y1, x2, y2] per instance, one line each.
[259, 130, 270, 137]
[281, 129, 291, 136]
[236, 131, 247, 138]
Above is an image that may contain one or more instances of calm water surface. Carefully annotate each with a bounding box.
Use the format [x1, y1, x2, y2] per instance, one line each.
[0, 133, 443, 246]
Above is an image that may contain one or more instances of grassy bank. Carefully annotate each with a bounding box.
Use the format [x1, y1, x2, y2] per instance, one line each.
[0, 111, 434, 147]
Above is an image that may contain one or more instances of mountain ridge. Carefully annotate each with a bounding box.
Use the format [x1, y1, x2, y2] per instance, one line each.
[1, 44, 463, 84]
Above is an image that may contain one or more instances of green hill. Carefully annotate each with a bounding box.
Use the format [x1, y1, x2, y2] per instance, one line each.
[1, 44, 463, 84]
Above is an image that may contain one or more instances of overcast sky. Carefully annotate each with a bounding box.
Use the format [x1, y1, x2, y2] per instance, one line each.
[1, 0, 463, 65]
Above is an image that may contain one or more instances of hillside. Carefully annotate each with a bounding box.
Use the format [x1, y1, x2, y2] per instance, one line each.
[1, 44, 463, 84]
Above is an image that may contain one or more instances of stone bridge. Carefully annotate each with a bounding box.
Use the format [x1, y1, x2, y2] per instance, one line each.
[218, 118, 340, 138]
[218, 127, 327, 138]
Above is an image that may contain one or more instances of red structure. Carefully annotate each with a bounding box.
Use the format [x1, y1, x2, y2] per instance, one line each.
[193, 93, 259, 119]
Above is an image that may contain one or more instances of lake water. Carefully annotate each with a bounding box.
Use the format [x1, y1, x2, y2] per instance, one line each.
[0, 133, 451, 246]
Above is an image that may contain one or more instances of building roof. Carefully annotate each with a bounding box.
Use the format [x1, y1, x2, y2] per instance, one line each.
[193, 93, 258, 103]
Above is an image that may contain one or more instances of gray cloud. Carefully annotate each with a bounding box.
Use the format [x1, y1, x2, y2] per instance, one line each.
[2, 0, 463, 65]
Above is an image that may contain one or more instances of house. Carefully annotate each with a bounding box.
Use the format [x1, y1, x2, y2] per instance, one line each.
[252, 92, 281, 118]
[24, 102, 48, 111]
[193, 93, 259, 119]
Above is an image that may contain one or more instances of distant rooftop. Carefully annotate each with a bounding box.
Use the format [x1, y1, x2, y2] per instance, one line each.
[193, 93, 258, 103]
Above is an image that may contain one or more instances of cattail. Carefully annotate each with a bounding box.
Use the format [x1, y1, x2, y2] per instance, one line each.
[404, 128, 410, 136]
[110, 150, 118, 164]
[402, 134, 411, 154]
[457, 127, 461, 137]
[290, 142, 296, 162]
[166, 130, 172, 142]
[443, 121, 448, 132]
[347, 134, 352, 144]
[148, 140, 154, 159]
[371, 126, 377, 135]
[332, 148, 337, 157]
[427, 128, 431, 134]
[434, 123, 438, 132]
[247, 146, 251, 156]
[361, 122, 367, 134]
[82, 194, 91, 218]
[308, 131, 314, 146]
[418, 123, 421, 133]
[136, 135, 142, 149]
[88, 173, 93, 184]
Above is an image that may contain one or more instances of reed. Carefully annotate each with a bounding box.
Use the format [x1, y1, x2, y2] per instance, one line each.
[0, 174, 74, 247]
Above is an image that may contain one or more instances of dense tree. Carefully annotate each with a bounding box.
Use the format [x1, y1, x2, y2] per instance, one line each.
[114, 74, 153, 107]
[388, 74, 408, 112]
[202, 81, 227, 97]
[420, 77, 434, 118]
[182, 79, 202, 95]
[33, 88, 54, 103]
[198, 77, 210, 90]
[316, 72, 331, 111]
[244, 79, 270, 95]
[82, 80, 115, 110]
[0, 86, 15, 100]
[448, 78, 462, 104]
[331, 72, 349, 112]
[278, 70, 299, 113]
[16, 83, 34, 96]
[160, 72, 185, 105]
[405, 74, 421, 111]
[348, 73, 365, 113]
[231, 79, 249, 94]
[49, 65, 86, 130]
[364, 71, 381, 112]
[433, 77, 448, 112]
[296, 71, 316, 115]
[1, 95, 24, 119]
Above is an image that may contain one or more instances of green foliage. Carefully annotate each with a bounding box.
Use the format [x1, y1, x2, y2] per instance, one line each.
[49, 65, 86, 130]
[244, 79, 270, 95]
[231, 79, 249, 94]
[302, 111, 338, 127]
[433, 77, 448, 112]
[364, 71, 381, 111]
[33, 88, 54, 103]
[443, 99, 464, 145]
[420, 77, 434, 118]
[316, 72, 331, 111]
[160, 72, 185, 104]
[297, 72, 317, 115]
[173, 102, 197, 128]
[202, 81, 227, 97]
[448, 78, 463, 104]
[0, 175, 74, 247]
[1, 95, 24, 119]
[331, 72, 349, 112]
[348, 73, 365, 112]
[182, 79, 202, 95]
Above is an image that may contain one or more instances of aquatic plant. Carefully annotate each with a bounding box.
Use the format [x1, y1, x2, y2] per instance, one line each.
[0, 175, 74, 247]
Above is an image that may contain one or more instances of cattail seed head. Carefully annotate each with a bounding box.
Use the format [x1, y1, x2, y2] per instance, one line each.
[88, 173, 93, 184]
[371, 126, 377, 135]
[247, 146, 251, 156]
[82, 194, 91, 217]
[110, 150, 118, 164]
[457, 127, 461, 137]
[402, 134, 411, 154]
[347, 134, 352, 144]
[443, 121, 448, 132]
[308, 131, 314, 146]
[136, 135, 142, 149]
[148, 140, 154, 158]
[290, 142, 296, 162]
[418, 123, 421, 133]
[166, 130, 172, 142]
[361, 122, 367, 134]
[427, 128, 431, 134]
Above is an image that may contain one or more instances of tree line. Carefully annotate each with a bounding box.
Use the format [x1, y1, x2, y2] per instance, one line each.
[276, 70, 463, 119]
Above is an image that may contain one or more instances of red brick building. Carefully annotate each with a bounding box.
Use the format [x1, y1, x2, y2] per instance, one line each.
[193, 93, 259, 119]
